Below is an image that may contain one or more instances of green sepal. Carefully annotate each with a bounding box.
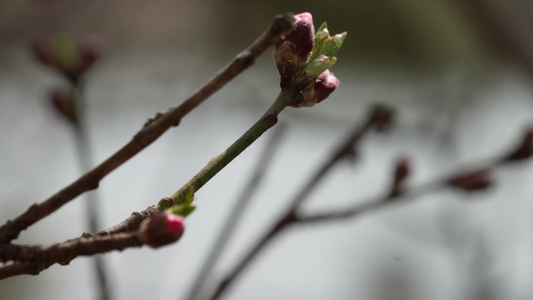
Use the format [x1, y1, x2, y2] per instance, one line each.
[305, 55, 337, 76]
[169, 204, 196, 217]
[314, 22, 330, 45]
[167, 188, 196, 217]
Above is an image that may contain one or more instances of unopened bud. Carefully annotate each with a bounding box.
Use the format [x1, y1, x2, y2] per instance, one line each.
[394, 157, 410, 185]
[31, 38, 57, 67]
[138, 212, 185, 248]
[370, 104, 395, 132]
[388, 157, 410, 198]
[274, 12, 315, 76]
[448, 169, 493, 191]
[76, 34, 105, 75]
[314, 70, 339, 104]
[49, 88, 77, 123]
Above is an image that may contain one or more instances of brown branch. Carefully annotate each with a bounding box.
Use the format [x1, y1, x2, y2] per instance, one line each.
[0, 232, 143, 279]
[95, 205, 161, 236]
[0, 13, 295, 244]
[185, 124, 287, 300]
[210, 104, 395, 300]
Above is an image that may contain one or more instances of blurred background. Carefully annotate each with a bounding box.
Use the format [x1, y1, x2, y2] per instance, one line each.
[2, 0, 533, 299]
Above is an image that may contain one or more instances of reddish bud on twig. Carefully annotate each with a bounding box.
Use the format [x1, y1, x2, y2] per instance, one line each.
[389, 157, 411, 198]
[31, 38, 57, 67]
[76, 34, 105, 76]
[505, 127, 533, 161]
[394, 157, 410, 186]
[274, 12, 315, 72]
[370, 104, 395, 132]
[49, 88, 77, 123]
[314, 70, 339, 104]
[138, 212, 185, 248]
[448, 169, 493, 191]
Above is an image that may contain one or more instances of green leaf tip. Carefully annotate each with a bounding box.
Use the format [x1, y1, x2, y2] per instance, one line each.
[169, 204, 197, 217]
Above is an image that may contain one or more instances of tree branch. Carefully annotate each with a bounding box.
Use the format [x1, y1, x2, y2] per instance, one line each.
[0, 232, 142, 279]
[0, 13, 295, 244]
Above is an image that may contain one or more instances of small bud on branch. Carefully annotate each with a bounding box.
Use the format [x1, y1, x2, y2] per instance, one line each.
[138, 212, 185, 248]
[48, 88, 77, 124]
[448, 169, 493, 191]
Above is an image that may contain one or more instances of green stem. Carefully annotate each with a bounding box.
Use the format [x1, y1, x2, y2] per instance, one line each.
[169, 88, 296, 206]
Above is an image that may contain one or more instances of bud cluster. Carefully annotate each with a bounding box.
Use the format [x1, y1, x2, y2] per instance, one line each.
[31, 35, 104, 84]
[273, 12, 346, 107]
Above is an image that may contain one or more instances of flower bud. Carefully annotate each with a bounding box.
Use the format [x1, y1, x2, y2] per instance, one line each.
[370, 104, 395, 133]
[283, 12, 314, 59]
[314, 70, 339, 104]
[31, 38, 57, 67]
[49, 88, 77, 123]
[448, 169, 493, 192]
[76, 34, 105, 75]
[393, 157, 410, 186]
[273, 12, 315, 76]
[138, 212, 185, 248]
[388, 157, 411, 198]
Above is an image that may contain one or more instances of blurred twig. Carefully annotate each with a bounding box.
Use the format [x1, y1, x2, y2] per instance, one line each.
[455, 0, 533, 77]
[210, 105, 533, 299]
[71, 83, 111, 300]
[209, 104, 396, 299]
[0, 13, 295, 244]
[185, 124, 287, 300]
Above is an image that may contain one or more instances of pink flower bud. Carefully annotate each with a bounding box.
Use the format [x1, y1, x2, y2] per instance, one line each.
[283, 12, 314, 59]
[314, 70, 339, 104]
[273, 12, 315, 76]
[138, 212, 185, 248]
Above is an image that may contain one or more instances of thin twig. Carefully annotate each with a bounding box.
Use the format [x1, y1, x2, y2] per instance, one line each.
[72, 84, 102, 236]
[209, 104, 394, 299]
[185, 124, 287, 300]
[71, 83, 111, 300]
[169, 89, 295, 206]
[211, 111, 531, 299]
[0, 13, 295, 244]
[454, 0, 533, 76]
